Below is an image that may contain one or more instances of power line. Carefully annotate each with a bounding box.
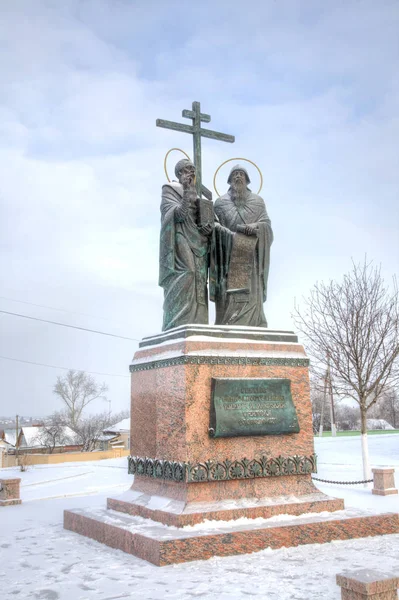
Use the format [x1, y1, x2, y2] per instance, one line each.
[0, 295, 125, 326]
[0, 310, 140, 342]
[0, 354, 130, 378]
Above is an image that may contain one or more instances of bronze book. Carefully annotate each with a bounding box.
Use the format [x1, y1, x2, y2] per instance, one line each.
[197, 198, 215, 229]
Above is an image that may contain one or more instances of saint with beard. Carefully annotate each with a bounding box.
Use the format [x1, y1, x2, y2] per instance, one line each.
[159, 159, 213, 331]
[210, 165, 273, 327]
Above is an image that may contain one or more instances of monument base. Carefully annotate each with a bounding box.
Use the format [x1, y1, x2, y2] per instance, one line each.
[63, 325, 399, 564]
[64, 506, 399, 566]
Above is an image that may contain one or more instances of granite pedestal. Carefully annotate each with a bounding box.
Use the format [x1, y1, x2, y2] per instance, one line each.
[0, 477, 22, 506]
[337, 569, 399, 600]
[372, 468, 398, 496]
[64, 325, 399, 564]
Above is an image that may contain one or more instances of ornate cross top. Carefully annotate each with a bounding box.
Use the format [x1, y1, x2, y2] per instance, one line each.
[156, 101, 235, 199]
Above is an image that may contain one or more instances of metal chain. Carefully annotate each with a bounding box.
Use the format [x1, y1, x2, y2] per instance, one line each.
[312, 476, 373, 485]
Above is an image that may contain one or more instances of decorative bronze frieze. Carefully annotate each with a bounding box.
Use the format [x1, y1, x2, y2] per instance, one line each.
[128, 453, 317, 483]
[130, 355, 309, 373]
[128, 457, 186, 482]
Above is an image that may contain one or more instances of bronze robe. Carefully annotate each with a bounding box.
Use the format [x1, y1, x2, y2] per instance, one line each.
[210, 191, 273, 327]
[159, 182, 209, 331]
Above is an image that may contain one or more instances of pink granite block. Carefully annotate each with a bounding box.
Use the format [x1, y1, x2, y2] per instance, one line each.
[64, 507, 399, 567]
[127, 335, 327, 526]
[64, 510, 105, 544]
[107, 490, 344, 527]
[337, 569, 398, 599]
[372, 468, 398, 496]
[0, 478, 22, 506]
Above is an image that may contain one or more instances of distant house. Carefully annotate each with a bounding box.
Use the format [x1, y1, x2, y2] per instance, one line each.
[0, 429, 16, 449]
[0, 430, 17, 466]
[100, 418, 130, 451]
[17, 426, 82, 454]
[364, 419, 395, 431]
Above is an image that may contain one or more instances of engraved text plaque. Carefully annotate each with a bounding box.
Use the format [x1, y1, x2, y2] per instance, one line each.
[209, 378, 300, 438]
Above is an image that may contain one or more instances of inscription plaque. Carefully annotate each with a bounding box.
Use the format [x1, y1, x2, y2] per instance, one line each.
[209, 378, 300, 438]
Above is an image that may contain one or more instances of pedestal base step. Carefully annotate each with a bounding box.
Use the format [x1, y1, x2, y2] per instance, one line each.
[107, 490, 344, 527]
[0, 498, 22, 506]
[64, 506, 399, 567]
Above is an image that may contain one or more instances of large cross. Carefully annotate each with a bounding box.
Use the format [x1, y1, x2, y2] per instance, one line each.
[156, 101, 235, 199]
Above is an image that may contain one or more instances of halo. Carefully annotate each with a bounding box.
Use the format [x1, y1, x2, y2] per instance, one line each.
[164, 148, 191, 182]
[213, 157, 263, 197]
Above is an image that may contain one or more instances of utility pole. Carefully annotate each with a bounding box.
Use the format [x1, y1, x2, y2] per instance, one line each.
[325, 353, 337, 437]
[328, 364, 337, 437]
[103, 398, 111, 421]
[15, 414, 19, 459]
[318, 375, 328, 437]
[319, 354, 337, 437]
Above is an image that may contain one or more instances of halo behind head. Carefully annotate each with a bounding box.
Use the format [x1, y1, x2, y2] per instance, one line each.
[213, 157, 263, 197]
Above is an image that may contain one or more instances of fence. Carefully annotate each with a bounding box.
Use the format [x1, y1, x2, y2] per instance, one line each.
[1, 448, 129, 468]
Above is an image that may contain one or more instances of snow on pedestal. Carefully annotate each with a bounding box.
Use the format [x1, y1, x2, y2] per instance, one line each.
[336, 569, 399, 599]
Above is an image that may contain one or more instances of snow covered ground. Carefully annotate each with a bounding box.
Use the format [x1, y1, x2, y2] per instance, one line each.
[0, 435, 398, 600]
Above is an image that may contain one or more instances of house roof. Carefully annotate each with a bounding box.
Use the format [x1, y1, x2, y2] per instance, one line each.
[3, 429, 16, 447]
[20, 426, 78, 447]
[104, 418, 130, 434]
[97, 434, 118, 442]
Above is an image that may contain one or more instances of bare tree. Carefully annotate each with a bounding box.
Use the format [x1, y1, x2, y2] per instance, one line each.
[108, 409, 130, 425]
[74, 410, 128, 452]
[334, 404, 359, 431]
[18, 453, 32, 472]
[382, 389, 399, 428]
[369, 388, 399, 428]
[293, 259, 399, 480]
[310, 378, 330, 434]
[34, 412, 74, 454]
[53, 370, 108, 429]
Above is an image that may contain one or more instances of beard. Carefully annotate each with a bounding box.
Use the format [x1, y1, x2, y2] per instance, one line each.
[230, 181, 249, 206]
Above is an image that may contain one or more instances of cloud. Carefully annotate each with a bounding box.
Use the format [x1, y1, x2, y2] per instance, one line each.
[0, 0, 398, 415]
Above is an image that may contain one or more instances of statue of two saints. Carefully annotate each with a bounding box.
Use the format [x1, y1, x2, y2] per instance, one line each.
[159, 158, 274, 331]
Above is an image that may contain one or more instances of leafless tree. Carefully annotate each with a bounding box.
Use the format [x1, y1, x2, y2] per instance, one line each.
[381, 389, 399, 428]
[368, 388, 399, 428]
[18, 453, 32, 472]
[334, 404, 359, 431]
[33, 412, 74, 454]
[310, 378, 330, 434]
[73, 410, 128, 452]
[293, 259, 399, 479]
[53, 370, 108, 429]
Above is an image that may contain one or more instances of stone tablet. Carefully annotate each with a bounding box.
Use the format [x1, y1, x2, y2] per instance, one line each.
[209, 378, 300, 438]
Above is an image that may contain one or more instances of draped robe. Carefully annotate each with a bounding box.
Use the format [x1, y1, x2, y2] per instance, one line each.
[159, 181, 209, 331]
[210, 190, 273, 327]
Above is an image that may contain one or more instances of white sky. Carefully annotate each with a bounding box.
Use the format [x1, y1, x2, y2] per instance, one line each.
[0, 0, 398, 416]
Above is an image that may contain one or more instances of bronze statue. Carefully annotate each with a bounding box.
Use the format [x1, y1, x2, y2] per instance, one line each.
[210, 165, 273, 327]
[159, 159, 213, 331]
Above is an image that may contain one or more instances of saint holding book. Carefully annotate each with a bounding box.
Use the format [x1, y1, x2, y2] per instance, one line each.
[159, 159, 213, 331]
